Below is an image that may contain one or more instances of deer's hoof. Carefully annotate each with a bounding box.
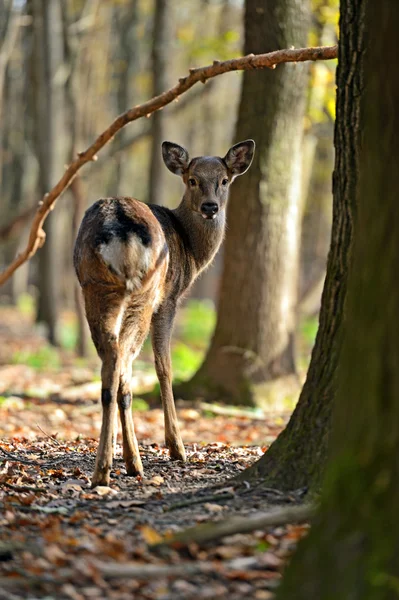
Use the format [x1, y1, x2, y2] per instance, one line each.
[125, 459, 144, 477]
[168, 441, 186, 462]
[91, 467, 111, 488]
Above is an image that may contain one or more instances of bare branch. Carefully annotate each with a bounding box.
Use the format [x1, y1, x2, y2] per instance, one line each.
[95, 79, 217, 164]
[0, 44, 337, 286]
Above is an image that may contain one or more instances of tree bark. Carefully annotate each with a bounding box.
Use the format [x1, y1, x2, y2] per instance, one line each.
[33, 0, 65, 345]
[242, 0, 363, 490]
[180, 0, 310, 406]
[278, 2, 399, 596]
[147, 0, 170, 206]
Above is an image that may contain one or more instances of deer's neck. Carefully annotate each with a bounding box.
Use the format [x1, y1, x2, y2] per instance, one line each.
[173, 201, 226, 272]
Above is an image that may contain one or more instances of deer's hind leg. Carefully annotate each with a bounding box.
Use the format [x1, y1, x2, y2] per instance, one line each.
[83, 286, 124, 488]
[117, 354, 143, 477]
[116, 308, 152, 477]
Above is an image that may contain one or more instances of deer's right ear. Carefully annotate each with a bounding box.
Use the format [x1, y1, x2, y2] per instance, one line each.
[162, 142, 189, 176]
[224, 140, 255, 178]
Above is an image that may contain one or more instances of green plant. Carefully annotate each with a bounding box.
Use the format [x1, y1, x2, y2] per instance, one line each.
[177, 299, 216, 349]
[12, 346, 61, 370]
[132, 397, 149, 412]
[171, 341, 203, 380]
[16, 293, 35, 317]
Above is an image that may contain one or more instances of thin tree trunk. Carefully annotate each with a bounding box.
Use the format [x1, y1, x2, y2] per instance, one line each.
[147, 0, 170, 205]
[242, 0, 363, 490]
[0, 1, 21, 194]
[278, 2, 399, 596]
[33, 0, 65, 345]
[179, 0, 309, 406]
[107, 0, 139, 197]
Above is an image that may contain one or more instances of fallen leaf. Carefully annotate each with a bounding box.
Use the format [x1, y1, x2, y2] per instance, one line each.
[203, 503, 224, 513]
[143, 475, 164, 486]
[93, 486, 118, 497]
[139, 525, 162, 544]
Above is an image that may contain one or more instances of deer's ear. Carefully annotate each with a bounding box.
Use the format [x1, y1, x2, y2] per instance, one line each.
[162, 142, 189, 176]
[224, 140, 255, 178]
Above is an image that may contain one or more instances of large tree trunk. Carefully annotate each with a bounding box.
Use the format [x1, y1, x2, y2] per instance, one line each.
[147, 0, 170, 206]
[33, 0, 65, 345]
[241, 0, 364, 490]
[278, 2, 399, 596]
[179, 0, 309, 406]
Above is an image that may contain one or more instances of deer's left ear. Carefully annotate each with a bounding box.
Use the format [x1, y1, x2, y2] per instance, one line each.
[224, 140, 255, 178]
[162, 141, 189, 176]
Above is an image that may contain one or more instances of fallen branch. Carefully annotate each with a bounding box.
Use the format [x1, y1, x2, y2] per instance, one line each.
[166, 491, 234, 511]
[96, 555, 273, 580]
[97, 560, 215, 579]
[199, 401, 266, 420]
[155, 504, 314, 547]
[0, 44, 337, 286]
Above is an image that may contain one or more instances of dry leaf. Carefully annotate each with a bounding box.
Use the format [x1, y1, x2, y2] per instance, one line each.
[93, 486, 118, 497]
[139, 525, 162, 544]
[143, 475, 164, 486]
[203, 503, 224, 513]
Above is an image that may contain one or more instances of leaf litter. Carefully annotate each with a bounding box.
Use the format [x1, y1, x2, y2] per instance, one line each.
[0, 309, 309, 599]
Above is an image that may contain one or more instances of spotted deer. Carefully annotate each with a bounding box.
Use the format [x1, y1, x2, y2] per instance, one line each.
[73, 140, 255, 487]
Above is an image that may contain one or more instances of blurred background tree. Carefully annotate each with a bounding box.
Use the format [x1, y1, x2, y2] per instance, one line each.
[0, 0, 338, 411]
[178, 0, 310, 408]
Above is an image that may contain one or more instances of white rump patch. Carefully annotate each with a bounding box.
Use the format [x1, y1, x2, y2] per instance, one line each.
[99, 236, 154, 292]
[99, 238, 125, 279]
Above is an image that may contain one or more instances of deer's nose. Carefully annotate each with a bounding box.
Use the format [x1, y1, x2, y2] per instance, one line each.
[201, 202, 219, 218]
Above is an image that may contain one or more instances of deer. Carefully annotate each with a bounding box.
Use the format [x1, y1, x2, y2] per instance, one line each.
[73, 139, 255, 487]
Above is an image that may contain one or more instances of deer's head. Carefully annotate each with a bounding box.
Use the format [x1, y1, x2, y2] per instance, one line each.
[162, 140, 255, 220]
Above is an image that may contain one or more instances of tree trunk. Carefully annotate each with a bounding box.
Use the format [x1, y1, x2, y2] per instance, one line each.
[242, 0, 363, 490]
[179, 0, 309, 406]
[33, 0, 65, 345]
[107, 0, 140, 197]
[147, 0, 170, 205]
[278, 2, 399, 596]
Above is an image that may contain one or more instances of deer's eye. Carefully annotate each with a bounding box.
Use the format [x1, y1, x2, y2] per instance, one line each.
[188, 178, 197, 187]
[222, 178, 229, 186]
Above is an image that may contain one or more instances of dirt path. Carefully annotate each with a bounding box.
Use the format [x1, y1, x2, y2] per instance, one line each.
[0, 309, 308, 599]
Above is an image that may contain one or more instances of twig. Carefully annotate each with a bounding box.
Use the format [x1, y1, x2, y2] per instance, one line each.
[0, 446, 65, 466]
[7, 504, 69, 515]
[166, 492, 234, 511]
[36, 423, 61, 445]
[0, 569, 74, 588]
[0, 44, 337, 286]
[3, 482, 46, 493]
[154, 504, 314, 547]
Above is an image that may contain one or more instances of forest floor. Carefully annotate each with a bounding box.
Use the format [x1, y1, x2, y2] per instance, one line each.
[0, 305, 311, 600]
